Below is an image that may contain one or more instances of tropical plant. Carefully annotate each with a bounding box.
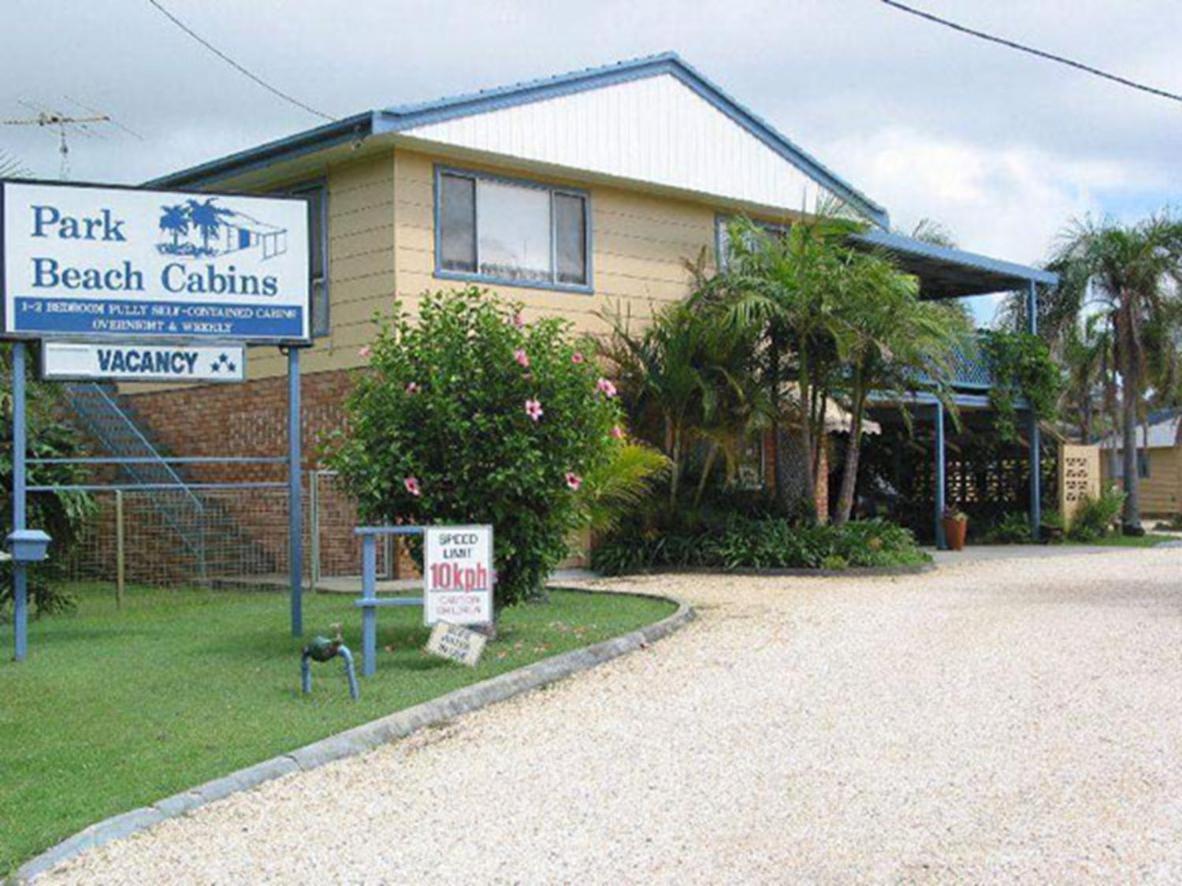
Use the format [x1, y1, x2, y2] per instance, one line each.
[598, 297, 768, 513]
[829, 252, 971, 523]
[591, 515, 928, 574]
[981, 330, 1062, 443]
[1043, 213, 1182, 529]
[575, 441, 669, 535]
[0, 345, 95, 616]
[704, 208, 867, 514]
[325, 288, 623, 610]
[1067, 487, 1126, 542]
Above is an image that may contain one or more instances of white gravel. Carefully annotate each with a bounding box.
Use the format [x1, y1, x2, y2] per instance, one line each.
[43, 548, 1182, 884]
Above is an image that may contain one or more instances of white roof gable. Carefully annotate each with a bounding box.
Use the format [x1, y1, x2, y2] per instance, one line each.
[399, 72, 836, 213]
[1100, 413, 1182, 450]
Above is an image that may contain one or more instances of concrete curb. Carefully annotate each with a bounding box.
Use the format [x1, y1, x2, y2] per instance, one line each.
[14, 591, 693, 884]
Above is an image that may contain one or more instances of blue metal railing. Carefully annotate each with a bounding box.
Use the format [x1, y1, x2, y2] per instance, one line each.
[948, 336, 993, 389]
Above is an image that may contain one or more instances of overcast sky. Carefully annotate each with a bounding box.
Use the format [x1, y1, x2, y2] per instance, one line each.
[3, 1, 1180, 320]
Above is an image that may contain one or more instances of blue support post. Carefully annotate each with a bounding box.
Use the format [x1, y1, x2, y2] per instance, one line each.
[360, 534, 377, 677]
[288, 347, 303, 636]
[935, 399, 947, 550]
[12, 342, 28, 661]
[1027, 280, 1041, 540]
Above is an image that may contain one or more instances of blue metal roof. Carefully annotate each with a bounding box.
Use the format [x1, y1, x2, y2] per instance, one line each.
[148, 53, 889, 226]
[853, 229, 1058, 298]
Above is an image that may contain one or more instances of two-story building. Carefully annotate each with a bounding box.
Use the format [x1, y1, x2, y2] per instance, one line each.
[81, 52, 1055, 578]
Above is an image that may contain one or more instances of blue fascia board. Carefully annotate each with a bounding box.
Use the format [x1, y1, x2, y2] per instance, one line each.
[375, 52, 890, 228]
[856, 229, 1059, 288]
[144, 112, 376, 189]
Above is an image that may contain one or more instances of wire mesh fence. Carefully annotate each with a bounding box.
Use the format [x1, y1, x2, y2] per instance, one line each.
[58, 471, 398, 589]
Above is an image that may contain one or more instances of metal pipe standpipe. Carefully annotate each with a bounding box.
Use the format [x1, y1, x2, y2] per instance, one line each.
[299, 624, 359, 700]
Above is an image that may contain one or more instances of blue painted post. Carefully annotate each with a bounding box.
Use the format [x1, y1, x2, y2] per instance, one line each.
[1027, 280, 1041, 540]
[935, 399, 947, 550]
[12, 342, 28, 662]
[361, 534, 377, 677]
[288, 347, 303, 636]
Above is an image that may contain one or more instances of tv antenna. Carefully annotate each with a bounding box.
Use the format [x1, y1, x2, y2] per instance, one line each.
[1, 98, 139, 180]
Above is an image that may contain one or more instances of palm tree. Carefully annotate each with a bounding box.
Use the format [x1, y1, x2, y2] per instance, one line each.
[159, 204, 189, 248]
[706, 209, 864, 514]
[830, 253, 971, 524]
[1048, 214, 1182, 530]
[598, 299, 766, 513]
[186, 198, 232, 255]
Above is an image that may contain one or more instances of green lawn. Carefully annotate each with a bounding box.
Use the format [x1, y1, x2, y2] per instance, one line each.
[1069, 532, 1176, 548]
[0, 583, 673, 872]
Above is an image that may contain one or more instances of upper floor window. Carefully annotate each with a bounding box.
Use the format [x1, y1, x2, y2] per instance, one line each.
[437, 168, 590, 290]
[715, 215, 790, 272]
[280, 182, 329, 338]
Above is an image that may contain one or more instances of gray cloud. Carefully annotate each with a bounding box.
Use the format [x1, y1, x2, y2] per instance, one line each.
[4, 0, 1179, 301]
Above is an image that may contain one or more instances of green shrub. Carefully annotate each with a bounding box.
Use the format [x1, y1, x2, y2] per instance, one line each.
[1068, 487, 1125, 542]
[326, 288, 623, 609]
[592, 516, 929, 574]
[1, 346, 95, 617]
[982, 512, 1034, 544]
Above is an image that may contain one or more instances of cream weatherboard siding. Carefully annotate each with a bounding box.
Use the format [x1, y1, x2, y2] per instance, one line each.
[1100, 447, 1182, 516]
[248, 153, 397, 380]
[391, 148, 714, 336]
[137, 144, 738, 387]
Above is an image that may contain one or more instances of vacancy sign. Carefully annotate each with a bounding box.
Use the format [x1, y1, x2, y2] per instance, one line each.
[1, 181, 310, 343]
[424, 526, 494, 627]
[42, 341, 246, 383]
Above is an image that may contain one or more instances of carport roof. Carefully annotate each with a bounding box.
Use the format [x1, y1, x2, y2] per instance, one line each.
[852, 229, 1058, 299]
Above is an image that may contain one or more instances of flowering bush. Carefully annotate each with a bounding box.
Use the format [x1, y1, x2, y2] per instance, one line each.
[326, 288, 623, 608]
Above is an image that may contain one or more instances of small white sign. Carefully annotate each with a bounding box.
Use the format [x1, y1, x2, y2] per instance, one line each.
[42, 341, 246, 383]
[424, 525, 494, 627]
[425, 622, 487, 667]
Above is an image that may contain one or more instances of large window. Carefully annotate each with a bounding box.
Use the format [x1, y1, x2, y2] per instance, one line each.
[437, 168, 590, 290]
[285, 182, 329, 338]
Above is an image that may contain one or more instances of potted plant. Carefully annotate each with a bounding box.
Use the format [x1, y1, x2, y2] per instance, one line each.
[942, 507, 968, 551]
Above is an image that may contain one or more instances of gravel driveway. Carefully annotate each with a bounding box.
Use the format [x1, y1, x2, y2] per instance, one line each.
[44, 548, 1182, 883]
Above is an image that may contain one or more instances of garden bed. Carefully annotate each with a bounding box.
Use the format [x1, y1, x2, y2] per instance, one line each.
[593, 517, 931, 575]
[0, 582, 675, 872]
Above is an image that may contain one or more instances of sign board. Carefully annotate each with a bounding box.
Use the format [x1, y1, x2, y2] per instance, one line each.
[423, 525, 494, 626]
[424, 621, 487, 667]
[1, 180, 310, 343]
[42, 341, 246, 383]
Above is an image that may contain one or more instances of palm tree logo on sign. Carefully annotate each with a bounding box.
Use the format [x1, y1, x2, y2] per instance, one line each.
[157, 197, 288, 261]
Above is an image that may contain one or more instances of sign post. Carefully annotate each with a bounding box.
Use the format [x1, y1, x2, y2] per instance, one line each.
[1, 179, 314, 654]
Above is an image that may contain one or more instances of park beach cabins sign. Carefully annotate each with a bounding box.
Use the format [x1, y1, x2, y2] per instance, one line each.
[0, 181, 311, 344]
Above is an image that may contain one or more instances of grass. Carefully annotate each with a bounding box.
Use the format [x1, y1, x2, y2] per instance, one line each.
[0, 582, 674, 872]
[1067, 532, 1175, 548]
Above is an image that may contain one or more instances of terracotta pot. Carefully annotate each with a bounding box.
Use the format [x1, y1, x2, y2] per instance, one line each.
[943, 517, 968, 551]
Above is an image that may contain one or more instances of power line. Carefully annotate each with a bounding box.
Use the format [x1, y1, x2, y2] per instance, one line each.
[880, 0, 1182, 105]
[144, 0, 334, 121]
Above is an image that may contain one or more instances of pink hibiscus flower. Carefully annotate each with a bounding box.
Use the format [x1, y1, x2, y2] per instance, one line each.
[512, 311, 525, 329]
[610, 425, 625, 440]
[405, 381, 420, 395]
[564, 472, 582, 491]
[514, 348, 531, 368]
[358, 345, 372, 359]
[524, 398, 544, 421]
[596, 378, 618, 398]
[403, 476, 421, 497]
[571, 351, 585, 364]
